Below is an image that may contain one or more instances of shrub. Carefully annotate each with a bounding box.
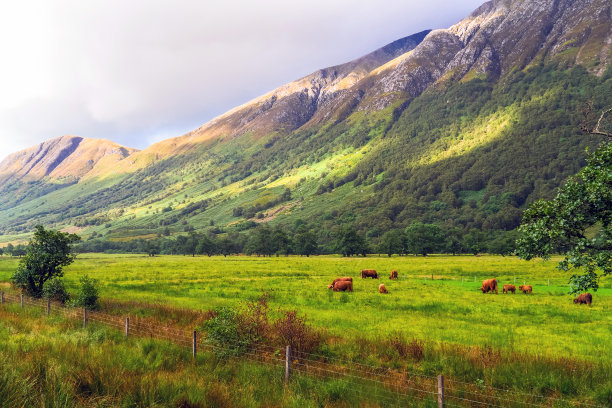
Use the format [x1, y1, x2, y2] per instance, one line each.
[42, 278, 70, 304]
[202, 307, 250, 357]
[272, 310, 321, 355]
[71, 275, 99, 310]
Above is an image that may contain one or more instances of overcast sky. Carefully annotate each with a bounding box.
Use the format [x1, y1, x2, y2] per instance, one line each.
[0, 0, 485, 161]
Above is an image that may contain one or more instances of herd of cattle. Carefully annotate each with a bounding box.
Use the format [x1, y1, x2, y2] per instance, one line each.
[327, 271, 593, 304]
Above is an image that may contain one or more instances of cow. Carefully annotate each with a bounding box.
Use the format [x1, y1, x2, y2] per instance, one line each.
[379, 284, 388, 294]
[328, 277, 353, 289]
[480, 279, 498, 294]
[389, 270, 398, 280]
[519, 285, 532, 294]
[573, 293, 592, 305]
[332, 280, 353, 292]
[361, 269, 379, 279]
[502, 284, 516, 294]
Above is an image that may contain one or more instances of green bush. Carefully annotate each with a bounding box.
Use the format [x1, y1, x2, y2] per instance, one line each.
[71, 275, 99, 310]
[202, 307, 250, 357]
[42, 278, 70, 304]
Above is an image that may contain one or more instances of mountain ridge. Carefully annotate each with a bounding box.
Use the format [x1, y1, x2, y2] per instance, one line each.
[0, 0, 610, 245]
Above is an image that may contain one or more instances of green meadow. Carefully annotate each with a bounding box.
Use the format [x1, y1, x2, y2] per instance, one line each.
[1, 254, 609, 362]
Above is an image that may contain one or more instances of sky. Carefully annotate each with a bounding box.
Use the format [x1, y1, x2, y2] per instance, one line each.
[0, 0, 485, 161]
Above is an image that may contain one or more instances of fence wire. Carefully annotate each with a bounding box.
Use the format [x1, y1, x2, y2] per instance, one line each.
[0, 291, 606, 408]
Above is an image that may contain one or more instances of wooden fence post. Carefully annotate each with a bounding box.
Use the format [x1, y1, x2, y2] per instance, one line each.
[437, 375, 444, 408]
[285, 345, 291, 383]
[125, 317, 129, 338]
[83, 308, 88, 328]
[47, 299, 51, 316]
[192, 331, 197, 359]
[20, 294, 23, 308]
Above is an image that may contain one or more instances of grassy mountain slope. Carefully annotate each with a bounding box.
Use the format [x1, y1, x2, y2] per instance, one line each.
[0, 0, 611, 246]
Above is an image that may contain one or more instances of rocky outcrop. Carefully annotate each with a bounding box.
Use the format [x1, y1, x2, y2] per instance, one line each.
[0, 136, 138, 185]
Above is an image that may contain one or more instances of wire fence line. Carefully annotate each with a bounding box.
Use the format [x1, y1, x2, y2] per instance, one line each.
[0, 291, 604, 408]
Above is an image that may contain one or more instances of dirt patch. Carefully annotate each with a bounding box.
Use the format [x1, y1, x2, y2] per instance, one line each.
[253, 202, 297, 223]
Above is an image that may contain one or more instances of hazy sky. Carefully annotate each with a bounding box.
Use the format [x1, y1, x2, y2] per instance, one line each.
[0, 0, 485, 161]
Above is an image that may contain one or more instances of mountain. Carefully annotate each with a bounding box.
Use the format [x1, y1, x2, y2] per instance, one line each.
[0, 0, 610, 249]
[0, 136, 137, 184]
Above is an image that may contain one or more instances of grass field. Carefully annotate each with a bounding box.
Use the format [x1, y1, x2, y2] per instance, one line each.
[1, 254, 609, 363]
[1, 253, 611, 406]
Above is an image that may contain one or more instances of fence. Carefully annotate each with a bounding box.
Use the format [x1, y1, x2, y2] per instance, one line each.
[0, 290, 604, 408]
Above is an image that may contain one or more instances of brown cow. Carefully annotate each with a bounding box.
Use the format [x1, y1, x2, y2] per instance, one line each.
[480, 279, 498, 294]
[502, 284, 516, 294]
[573, 293, 592, 305]
[361, 269, 379, 279]
[332, 280, 353, 292]
[519, 285, 532, 294]
[389, 270, 398, 280]
[379, 284, 388, 294]
[328, 277, 353, 289]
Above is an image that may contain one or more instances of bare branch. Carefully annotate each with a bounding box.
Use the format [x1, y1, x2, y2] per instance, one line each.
[592, 107, 612, 137]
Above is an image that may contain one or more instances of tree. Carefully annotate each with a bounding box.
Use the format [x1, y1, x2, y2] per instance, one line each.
[196, 235, 217, 257]
[464, 228, 486, 256]
[271, 227, 292, 256]
[11, 226, 80, 298]
[405, 223, 444, 256]
[336, 227, 368, 257]
[516, 142, 612, 293]
[5, 243, 14, 256]
[378, 229, 405, 257]
[245, 226, 275, 256]
[444, 227, 464, 256]
[294, 228, 317, 257]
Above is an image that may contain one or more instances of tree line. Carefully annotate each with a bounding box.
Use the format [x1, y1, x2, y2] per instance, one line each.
[70, 222, 518, 258]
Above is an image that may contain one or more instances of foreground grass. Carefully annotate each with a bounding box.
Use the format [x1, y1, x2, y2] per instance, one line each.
[1, 304, 416, 408]
[0, 254, 610, 363]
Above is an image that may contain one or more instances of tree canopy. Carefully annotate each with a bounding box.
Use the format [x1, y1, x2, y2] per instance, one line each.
[516, 142, 612, 293]
[11, 226, 80, 298]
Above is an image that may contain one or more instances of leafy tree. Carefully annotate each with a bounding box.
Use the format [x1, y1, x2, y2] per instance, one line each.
[294, 228, 317, 257]
[11, 226, 80, 298]
[271, 227, 292, 256]
[464, 228, 486, 255]
[5, 243, 13, 256]
[488, 230, 518, 257]
[517, 143, 611, 293]
[336, 227, 368, 257]
[196, 235, 217, 256]
[405, 223, 444, 256]
[245, 226, 275, 256]
[0, 247, 3, 256]
[379, 229, 405, 257]
[444, 227, 464, 256]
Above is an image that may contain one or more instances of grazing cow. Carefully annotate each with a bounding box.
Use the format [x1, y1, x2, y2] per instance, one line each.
[361, 269, 379, 279]
[332, 280, 353, 292]
[389, 270, 398, 280]
[379, 284, 388, 294]
[518, 285, 532, 294]
[573, 293, 592, 305]
[502, 284, 516, 294]
[328, 277, 353, 289]
[480, 279, 498, 294]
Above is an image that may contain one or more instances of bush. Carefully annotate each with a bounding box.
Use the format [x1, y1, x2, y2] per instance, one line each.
[272, 310, 321, 355]
[71, 275, 99, 310]
[42, 278, 70, 304]
[202, 307, 250, 357]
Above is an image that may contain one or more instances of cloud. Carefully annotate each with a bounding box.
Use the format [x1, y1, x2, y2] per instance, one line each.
[0, 0, 484, 161]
